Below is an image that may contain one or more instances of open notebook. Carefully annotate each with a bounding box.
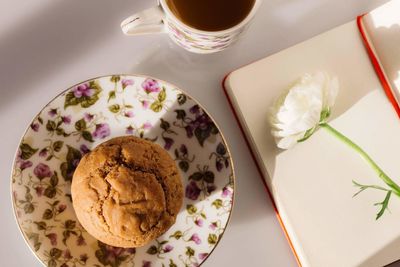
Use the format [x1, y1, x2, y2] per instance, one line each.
[223, 1, 400, 266]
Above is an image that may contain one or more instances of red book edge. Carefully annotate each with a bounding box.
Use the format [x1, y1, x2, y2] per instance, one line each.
[221, 75, 302, 267]
[357, 14, 400, 118]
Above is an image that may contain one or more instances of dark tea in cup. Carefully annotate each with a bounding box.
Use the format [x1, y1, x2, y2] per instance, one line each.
[166, 0, 256, 31]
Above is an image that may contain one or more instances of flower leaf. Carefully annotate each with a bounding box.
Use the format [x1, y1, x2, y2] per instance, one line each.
[42, 209, 53, 220]
[146, 245, 158, 255]
[34, 221, 47, 231]
[194, 127, 211, 147]
[169, 231, 183, 240]
[160, 119, 170, 131]
[82, 131, 94, 142]
[108, 104, 120, 113]
[207, 234, 218, 245]
[48, 259, 56, 267]
[65, 220, 76, 229]
[179, 161, 189, 172]
[24, 203, 35, 214]
[56, 128, 66, 136]
[375, 190, 392, 220]
[189, 172, 203, 181]
[185, 246, 195, 257]
[66, 145, 81, 164]
[216, 143, 226, 155]
[81, 95, 99, 108]
[174, 109, 186, 120]
[169, 259, 178, 267]
[64, 92, 80, 109]
[44, 186, 57, 198]
[50, 172, 59, 187]
[186, 204, 197, 215]
[60, 162, 68, 181]
[75, 119, 86, 131]
[158, 87, 167, 102]
[150, 101, 163, 112]
[46, 120, 56, 132]
[352, 180, 390, 198]
[204, 171, 214, 183]
[50, 248, 62, 259]
[52, 141, 64, 152]
[108, 91, 116, 102]
[110, 75, 120, 83]
[177, 94, 187, 105]
[212, 199, 223, 209]
[19, 143, 38, 160]
[320, 108, 331, 122]
[297, 127, 317, 143]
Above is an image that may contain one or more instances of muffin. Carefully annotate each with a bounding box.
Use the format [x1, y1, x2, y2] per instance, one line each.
[71, 136, 183, 248]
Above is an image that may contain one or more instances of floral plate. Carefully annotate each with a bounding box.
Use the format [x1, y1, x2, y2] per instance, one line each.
[11, 75, 234, 267]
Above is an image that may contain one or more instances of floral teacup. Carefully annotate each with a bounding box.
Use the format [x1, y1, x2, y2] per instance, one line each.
[120, 0, 261, 54]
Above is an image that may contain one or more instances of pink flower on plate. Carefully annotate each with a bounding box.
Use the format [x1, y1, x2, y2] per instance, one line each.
[163, 244, 173, 253]
[48, 108, 58, 117]
[80, 144, 90, 154]
[222, 187, 232, 198]
[142, 78, 160, 94]
[84, 112, 94, 122]
[185, 181, 201, 200]
[80, 254, 88, 263]
[122, 79, 134, 89]
[61, 115, 71, 124]
[35, 186, 44, 197]
[46, 233, 57, 246]
[198, 253, 209, 260]
[64, 249, 72, 260]
[163, 137, 174, 150]
[142, 100, 150, 109]
[126, 125, 134, 135]
[34, 163, 52, 180]
[209, 222, 218, 230]
[190, 233, 201, 245]
[77, 234, 86, 246]
[143, 122, 152, 130]
[58, 204, 67, 213]
[73, 83, 94, 98]
[93, 123, 110, 139]
[39, 148, 48, 158]
[30, 123, 39, 132]
[19, 160, 33, 170]
[124, 111, 134, 118]
[195, 218, 204, 227]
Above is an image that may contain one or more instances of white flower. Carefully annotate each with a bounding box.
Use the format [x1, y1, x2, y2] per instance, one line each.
[269, 72, 339, 149]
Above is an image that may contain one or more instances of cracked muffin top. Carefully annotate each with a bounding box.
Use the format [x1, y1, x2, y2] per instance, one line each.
[71, 136, 183, 248]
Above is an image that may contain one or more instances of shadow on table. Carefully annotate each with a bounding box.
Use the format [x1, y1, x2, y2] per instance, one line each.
[0, 0, 140, 112]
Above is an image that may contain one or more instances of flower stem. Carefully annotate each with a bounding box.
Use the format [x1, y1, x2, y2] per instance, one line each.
[319, 123, 400, 197]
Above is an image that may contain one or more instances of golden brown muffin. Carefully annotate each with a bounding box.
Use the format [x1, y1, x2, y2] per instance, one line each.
[71, 136, 183, 248]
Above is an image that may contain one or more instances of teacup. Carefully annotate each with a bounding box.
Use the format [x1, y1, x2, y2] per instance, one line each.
[120, 0, 261, 54]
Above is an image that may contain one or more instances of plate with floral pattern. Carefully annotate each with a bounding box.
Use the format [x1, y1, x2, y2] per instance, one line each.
[11, 75, 234, 267]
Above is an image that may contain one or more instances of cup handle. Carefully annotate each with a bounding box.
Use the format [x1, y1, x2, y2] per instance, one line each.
[120, 6, 166, 35]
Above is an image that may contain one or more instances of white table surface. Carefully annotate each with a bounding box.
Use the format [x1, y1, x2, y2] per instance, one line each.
[0, 0, 394, 266]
